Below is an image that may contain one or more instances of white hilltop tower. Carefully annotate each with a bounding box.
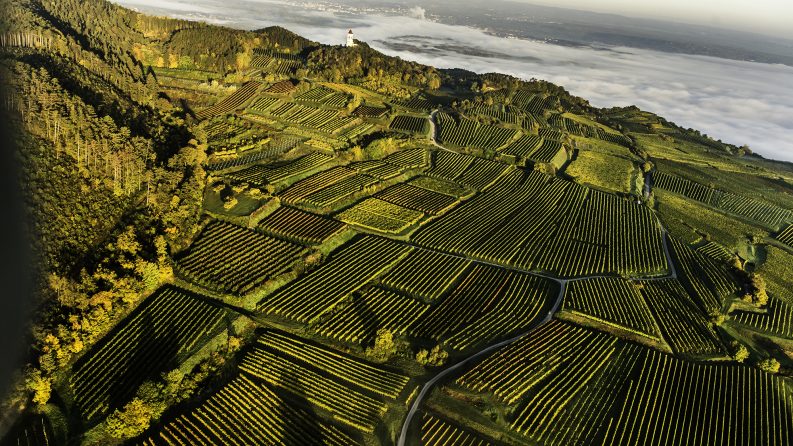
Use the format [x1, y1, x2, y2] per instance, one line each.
[346, 29, 356, 47]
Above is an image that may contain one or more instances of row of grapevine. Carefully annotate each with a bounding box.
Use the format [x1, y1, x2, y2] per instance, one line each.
[696, 240, 733, 262]
[239, 347, 386, 432]
[352, 104, 388, 118]
[732, 295, 793, 338]
[601, 348, 793, 445]
[384, 147, 429, 169]
[420, 412, 493, 446]
[70, 286, 227, 421]
[256, 330, 410, 399]
[139, 375, 360, 446]
[257, 236, 411, 323]
[455, 157, 509, 191]
[425, 151, 473, 180]
[349, 160, 403, 180]
[436, 112, 517, 151]
[654, 172, 793, 229]
[640, 279, 725, 357]
[561, 277, 662, 341]
[375, 183, 458, 215]
[337, 198, 424, 233]
[278, 167, 357, 204]
[301, 174, 379, 208]
[175, 220, 304, 294]
[313, 286, 429, 344]
[257, 206, 346, 244]
[500, 134, 541, 158]
[461, 102, 521, 125]
[390, 115, 429, 133]
[653, 171, 719, 204]
[263, 79, 296, 94]
[378, 249, 471, 301]
[1, 415, 53, 446]
[456, 319, 631, 445]
[412, 264, 555, 349]
[413, 171, 667, 277]
[225, 152, 332, 186]
[669, 237, 737, 313]
[205, 135, 303, 172]
[775, 224, 793, 247]
[196, 81, 261, 120]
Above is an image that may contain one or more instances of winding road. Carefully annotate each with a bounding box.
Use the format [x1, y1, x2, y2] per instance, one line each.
[396, 174, 678, 445]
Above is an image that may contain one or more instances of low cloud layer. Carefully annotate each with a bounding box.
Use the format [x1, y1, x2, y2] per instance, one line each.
[115, 0, 793, 162]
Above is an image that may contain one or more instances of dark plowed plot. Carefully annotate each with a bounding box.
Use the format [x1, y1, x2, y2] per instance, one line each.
[258, 206, 346, 244]
[176, 220, 304, 294]
[375, 183, 457, 215]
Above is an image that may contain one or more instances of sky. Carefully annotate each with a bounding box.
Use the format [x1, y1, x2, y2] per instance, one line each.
[113, 0, 793, 162]
[518, 0, 793, 39]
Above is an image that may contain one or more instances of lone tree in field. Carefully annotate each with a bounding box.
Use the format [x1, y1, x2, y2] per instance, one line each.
[366, 328, 397, 362]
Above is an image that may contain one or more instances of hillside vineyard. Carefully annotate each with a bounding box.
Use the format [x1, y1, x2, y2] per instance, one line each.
[2, 0, 793, 444]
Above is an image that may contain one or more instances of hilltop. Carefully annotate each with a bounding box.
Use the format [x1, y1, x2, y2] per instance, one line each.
[1, 0, 793, 444]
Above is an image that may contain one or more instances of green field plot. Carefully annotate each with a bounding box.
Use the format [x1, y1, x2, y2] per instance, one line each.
[257, 236, 411, 323]
[70, 286, 227, 421]
[225, 152, 333, 186]
[257, 206, 346, 244]
[655, 189, 768, 249]
[337, 198, 424, 233]
[389, 115, 429, 134]
[654, 171, 793, 230]
[375, 183, 458, 215]
[411, 264, 555, 349]
[378, 249, 471, 301]
[756, 245, 793, 302]
[392, 94, 433, 112]
[139, 375, 361, 446]
[175, 220, 304, 294]
[600, 348, 793, 446]
[409, 175, 468, 197]
[639, 279, 724, 357]
[413, 170, 667, 277]
[561, 277, 661, 341]
[565, 150, 636, 194]
[263, 79, 296, 94]
[420, 412, 494, 446]
[313, 286, 429, 345]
